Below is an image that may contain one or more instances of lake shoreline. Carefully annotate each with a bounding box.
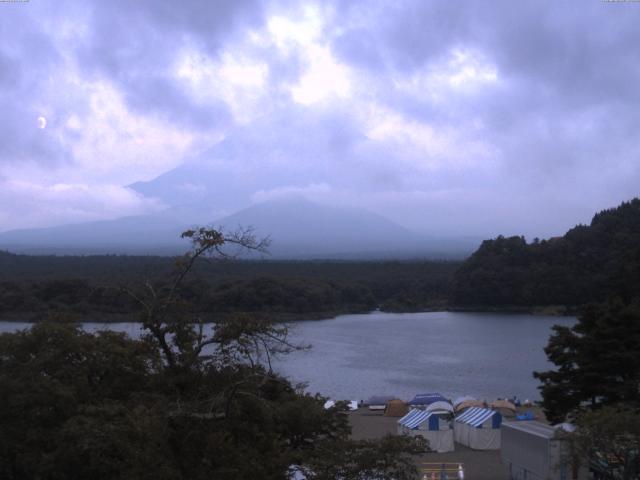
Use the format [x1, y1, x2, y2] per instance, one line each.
[0, 304, 579, 324]
[1, 311, 576, 401]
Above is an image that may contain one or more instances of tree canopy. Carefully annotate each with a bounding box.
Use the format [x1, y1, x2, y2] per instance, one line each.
[534, 299, 640, 424]
[0, 227, 422, 479]
[567, 405, 640, 480]
[452, 198, 640, 308]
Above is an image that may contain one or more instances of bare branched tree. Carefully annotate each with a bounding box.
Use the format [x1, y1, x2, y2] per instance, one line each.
[120, 226, 302, 373]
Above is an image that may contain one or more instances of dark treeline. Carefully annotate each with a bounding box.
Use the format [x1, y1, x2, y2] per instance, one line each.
[451, 198, 640, 309]
[0, 253, 457, 321]
[3, 197, 639, 320]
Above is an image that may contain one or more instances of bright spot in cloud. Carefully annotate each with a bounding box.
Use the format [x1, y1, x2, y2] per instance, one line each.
[264, 5, 351, 105]
[37, 116, 47, 129]
[267, 5, 323, 49]
[291, 45, 351, 105]
[393, 48, 499, 103]
[174, 49, 268, 123]
[67, 79, 199, 184]
[365, 107, 448, 162]
[363, 104, 496, 170]
[0, 179, 163, 231]
[447, 49, 498, 87]
[218, 54, 268, 88]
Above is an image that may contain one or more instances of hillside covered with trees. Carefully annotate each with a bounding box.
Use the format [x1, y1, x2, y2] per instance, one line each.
[451, 198, 640, 309]
[0, 253, 456, 321]
[2, 198, 640, 321]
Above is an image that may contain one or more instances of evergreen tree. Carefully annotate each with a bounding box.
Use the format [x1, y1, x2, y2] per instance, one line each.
[534, 299, 640, 423]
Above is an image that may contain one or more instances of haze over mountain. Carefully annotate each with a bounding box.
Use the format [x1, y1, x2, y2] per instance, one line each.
[213, 196, 479, 258]
[0, 196, 480, 258]
[3, 1, 639, 251]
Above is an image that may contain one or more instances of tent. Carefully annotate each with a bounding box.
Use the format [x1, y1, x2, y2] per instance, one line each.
[384, 399, 409, 417]
[407, 393, 448, 407]
[488, 399, 516, 417]
[366, 395, 395, 410]
[324, 400, 359, 411]
[397, 409, 454, 452]
[452, 396, 475, 408]
[425, 400, 454, 414]
[454, 407, 502, 450]
[454, 399, 485, 413]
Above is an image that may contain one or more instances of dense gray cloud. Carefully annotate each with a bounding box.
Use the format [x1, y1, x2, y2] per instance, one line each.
[0, 0, 639, 238]
[75, 0, 265, 127]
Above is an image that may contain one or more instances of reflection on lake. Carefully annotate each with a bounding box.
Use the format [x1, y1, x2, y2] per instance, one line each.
[0, 311, 574, 402]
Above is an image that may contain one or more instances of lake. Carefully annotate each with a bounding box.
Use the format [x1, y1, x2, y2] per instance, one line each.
[0, 311, 574, 402]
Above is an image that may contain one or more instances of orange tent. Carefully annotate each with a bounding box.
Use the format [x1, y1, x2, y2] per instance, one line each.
[384, 399, 409, 417]
[454, 399, 485, 413]
[489, 399, 517, 417]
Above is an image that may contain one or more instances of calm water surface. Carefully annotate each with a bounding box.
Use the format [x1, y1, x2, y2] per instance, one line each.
[276, 311, 575, 402]
[0, 311, 574, 402]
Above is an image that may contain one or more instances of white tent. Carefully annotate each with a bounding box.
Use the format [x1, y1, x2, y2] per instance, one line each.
[425, 400, 454, 414]
[323, 400, 335, 409]
[454, 407, 502, 450]
[397, 409, 454, 453]
[324, 400, 359, 411]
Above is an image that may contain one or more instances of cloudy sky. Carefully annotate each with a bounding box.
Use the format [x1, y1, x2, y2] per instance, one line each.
[1, 0, 639, 238]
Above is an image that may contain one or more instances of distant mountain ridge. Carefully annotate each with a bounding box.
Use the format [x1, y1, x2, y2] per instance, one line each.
[451, 197, 640, 307]
[0, 197, 478, 258]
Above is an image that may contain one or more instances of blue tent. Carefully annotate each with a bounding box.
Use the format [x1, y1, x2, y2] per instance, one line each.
[407, 393, 448, 406]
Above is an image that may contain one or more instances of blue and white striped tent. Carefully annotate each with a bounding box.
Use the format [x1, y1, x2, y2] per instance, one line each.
[398, 409, 438, 430]
[456, 407, 502, 428]
[454, 407, 502, 450]
[397, 409, 454, 452]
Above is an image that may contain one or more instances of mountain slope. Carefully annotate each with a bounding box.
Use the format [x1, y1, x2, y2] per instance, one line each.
[0, 197, 475, 258]
[0, 205, 213, 254]
[216, 196, 430, 257]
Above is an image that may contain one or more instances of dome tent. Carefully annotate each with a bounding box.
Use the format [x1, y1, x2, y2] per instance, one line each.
[407, 393, 448, 407]
[453, 396, 475, 408]
[425, 401, 454, 414]
[489, 399, 516, 417]
[454, 399, 485, 413]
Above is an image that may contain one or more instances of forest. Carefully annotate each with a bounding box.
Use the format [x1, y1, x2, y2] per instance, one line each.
[451, 198, 640, 310]
[1, 198, 639, 321]
[0, 253, 456, 321]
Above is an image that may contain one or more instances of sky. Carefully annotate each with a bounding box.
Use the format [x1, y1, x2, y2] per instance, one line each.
[1, 0, 639, 239]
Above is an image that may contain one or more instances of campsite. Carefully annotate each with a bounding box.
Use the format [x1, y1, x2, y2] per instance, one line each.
[341, 394, 582, 480]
